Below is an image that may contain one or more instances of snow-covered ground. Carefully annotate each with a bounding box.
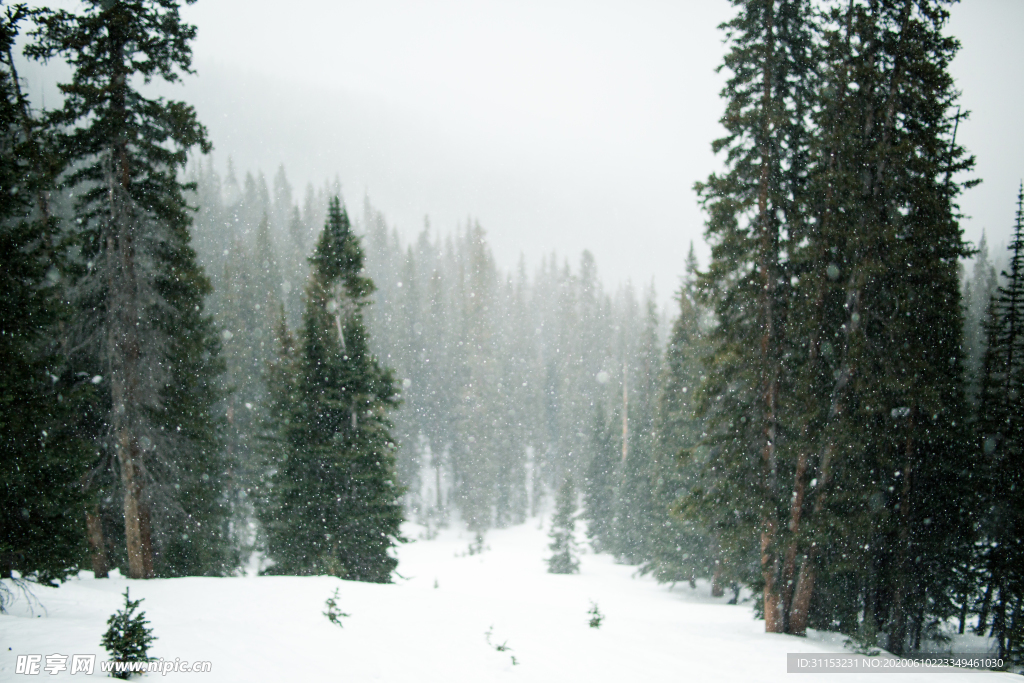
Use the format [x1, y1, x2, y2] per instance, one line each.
[1, 520, 1017, 682]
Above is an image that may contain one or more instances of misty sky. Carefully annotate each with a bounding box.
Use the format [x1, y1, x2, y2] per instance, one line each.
[30, 1, 1024, 298]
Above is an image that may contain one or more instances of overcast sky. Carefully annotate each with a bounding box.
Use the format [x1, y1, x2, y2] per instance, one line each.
[28, 1, 1024, 298]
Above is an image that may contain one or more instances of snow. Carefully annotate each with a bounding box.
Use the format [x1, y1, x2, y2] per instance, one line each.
[1, 520, 1017, 682]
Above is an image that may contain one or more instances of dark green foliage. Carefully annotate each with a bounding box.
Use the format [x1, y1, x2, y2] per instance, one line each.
[587, 601, 603, 628]
[101, 589, 155, 679]
[261, 198, 404, 582]
[27, 0, 231, 578]
[975, 186, 1024, 663]
[687, 0, 978, 643]
[582, 402, 617, 553]
[323, 587, 349, 628]
[0, 6, 89, 591]
[644, 263, 714, 585]
[547, 475, 580, 574]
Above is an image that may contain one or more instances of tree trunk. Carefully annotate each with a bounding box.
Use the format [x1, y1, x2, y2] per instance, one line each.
[789, 554, 816, 635]
[711, 560, 725, 597]
[782, 451, 808, 632]
[102, 27, 153, 581]
[976, 581, 993, 636]
[888, 429, 916, 655]
[762, 525, 783, 632]
[85, 506, 109, 578]
[757, 0, 783, 635]
[140, 501, 154, 578]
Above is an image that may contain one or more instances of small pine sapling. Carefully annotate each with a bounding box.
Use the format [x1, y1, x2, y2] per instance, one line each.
[101, 589, 156, 679]
[588, 602, 604, 628]
[484, 625, 518, 665]
[467, 533, 485, 556]
[323, 588, 350, 628]
[547, 475, 580, 574]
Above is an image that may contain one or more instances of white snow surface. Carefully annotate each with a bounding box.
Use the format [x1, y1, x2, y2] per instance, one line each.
[1, 520, 1017, 682]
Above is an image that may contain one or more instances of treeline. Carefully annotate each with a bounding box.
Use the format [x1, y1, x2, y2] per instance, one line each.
[185, 156, 673, 539]
[0, 0, 409, 592]
[631, 0, 1023, 663]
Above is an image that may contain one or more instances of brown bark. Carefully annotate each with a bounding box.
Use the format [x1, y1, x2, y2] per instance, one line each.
[711, 560, 725, 598]
[106, 26, 152, 579]
[789, 442, 835, 635]
[85, 506, 109, 578]
[781, 450, 808, 632]
[139, 501, 154, 579]
[762, 525, 783, 632]
[788, 555, 817, 635]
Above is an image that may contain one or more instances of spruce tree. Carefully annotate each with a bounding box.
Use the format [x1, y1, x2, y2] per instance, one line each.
[785, 0, 976, 644]
[28, 0, 229, 579]
[101, 589, 155, 679]
[261, 197, 404, 582]
[644, 259, 713, 586]
[975, 186, 1024, 662]
[613, 296, 660, 564]
[583, 402, 618, 553]
[692, 0, 817, 632]
[547, 475, 580, 574]
[0, 6, 90, 589]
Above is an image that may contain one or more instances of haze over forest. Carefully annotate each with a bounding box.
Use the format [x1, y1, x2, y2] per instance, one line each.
[19, 0, 1024, 296]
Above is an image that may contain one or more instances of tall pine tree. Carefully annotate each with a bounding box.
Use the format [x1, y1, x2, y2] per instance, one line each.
[975, 186, 1024, 662]
[261, 197, 403, 582]
[0, 5, 90, 591]
[29, 0, 229, 579]
[692, 0, 817, 632]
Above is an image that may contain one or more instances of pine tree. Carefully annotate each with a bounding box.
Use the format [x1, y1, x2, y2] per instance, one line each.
[785, 0, 976, 644]
[261, 197, 404, 582]
[975, 186, 1024, 662]
[964, 232, 999, 399]
[547, 475, 580, 574]
[692, 0, 817, 632]
[29, 0, 228, 579]
[101, 589, 155, 679]
[613, 295, 660, 564]
[0, 6, 90, 590]
[644, 257, 713, 586]
[583, 401, 618, 553]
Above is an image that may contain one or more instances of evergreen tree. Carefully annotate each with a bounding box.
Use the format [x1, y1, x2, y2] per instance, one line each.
[0, 5, 90, 589]
[691, 0, 817, 631]
[613, 295, 660, 563]
[261, 197, 404, 582]
[785, 0, 975, 647]
[964, 232, 999, 399]
[583, 401, 618, 553]
[975, 186, 1024, 662]
[547, 475, 580, 574]
[644, 256, 713, 586]
[101, 589, 155, 679]
[29, 0, 229, 579]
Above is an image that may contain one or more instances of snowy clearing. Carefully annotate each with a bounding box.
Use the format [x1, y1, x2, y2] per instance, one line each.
[1, 520, 1016, 682]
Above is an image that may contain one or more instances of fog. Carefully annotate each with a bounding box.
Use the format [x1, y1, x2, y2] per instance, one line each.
[159, 0, 1023, 296]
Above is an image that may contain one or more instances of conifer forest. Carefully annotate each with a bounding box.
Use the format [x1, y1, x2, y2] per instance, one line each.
[2, 0, 1024, 673]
